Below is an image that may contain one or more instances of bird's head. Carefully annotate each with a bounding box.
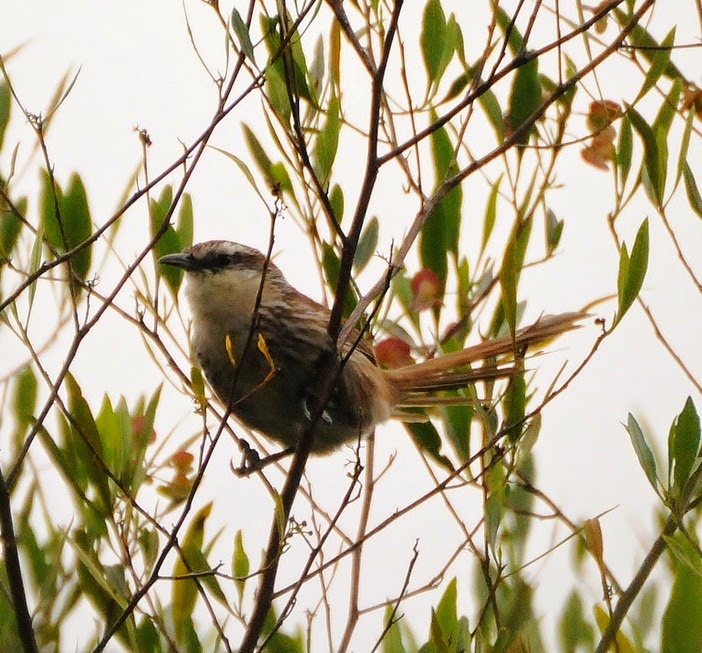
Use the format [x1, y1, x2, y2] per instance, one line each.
[159, 240, 285, 317]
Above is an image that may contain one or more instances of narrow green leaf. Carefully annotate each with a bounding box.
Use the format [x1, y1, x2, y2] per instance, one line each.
[420, 114, 462, 290]
[441, 72, 469, 104]
[627, 106, 662, 206]
[330, 183, 344, 223]
[211, 147, 268, 204]
[504, 371, 527, 443]
[406, 422, 454, 472]
[499, 235, 519, 335]
[314, 93, 340, 184]
[675, 109, 695, 190]
[615, 218, 649, 324]
[559, 591, 595, 651]
[242, 124, 274, 186]
[653, 76, 682, 142]
[11, 365, 37, 456]
[481, 175, 501, 255]
[61, 173, 93, 284]
[232, 529, 250, 602]
[618, 14, 683, 80]
[443, 403, 474, 462]
[231, 8, 255, 62]
[507, 56, 541, 146]
[624, 413, 659, 493]
[668, 397, 701, 499]
[478, 87, 505, 140]
[309, 36, 325, 98]
[151, 185, 183, 296]
[0, 197, 26, 259]
[353, 216, 378, 273]
[172, 503, 213, 641]
[421, 0, 447, 82]
[545, 207, 564, 255]
[661, 560, 702, 653]
[321, 242, 356, 316]
[683, 162, 702, 220]
[434, 578, 458, 640]
[65, 373, 112, 513]
[495, 6, 524, 55]
[636, 27, 675, 102]
[0, 81, 11, 151]
[617, 113, 633, 187]
[664, 534, 702, 581]
[177, 193, 194, 251]
[40, 170, 64, 251]
[381, 604, 407, 653]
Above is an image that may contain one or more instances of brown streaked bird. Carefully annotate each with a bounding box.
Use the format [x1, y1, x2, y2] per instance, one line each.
[160, 241, 584, 454]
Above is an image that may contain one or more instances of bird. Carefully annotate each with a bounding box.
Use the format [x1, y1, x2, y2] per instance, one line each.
[160, 240, 584, 454]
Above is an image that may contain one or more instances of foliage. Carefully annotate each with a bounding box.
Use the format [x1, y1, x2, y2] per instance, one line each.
[1, 1, 701, 652]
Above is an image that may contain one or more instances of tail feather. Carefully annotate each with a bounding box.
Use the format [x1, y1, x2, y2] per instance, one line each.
[385, 311, 586, 399]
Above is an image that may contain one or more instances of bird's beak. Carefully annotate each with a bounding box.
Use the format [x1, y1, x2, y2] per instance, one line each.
[159, 252, 198, 271]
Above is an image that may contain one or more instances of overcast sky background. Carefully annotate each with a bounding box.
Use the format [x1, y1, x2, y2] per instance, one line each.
[2, 1, 702, 650]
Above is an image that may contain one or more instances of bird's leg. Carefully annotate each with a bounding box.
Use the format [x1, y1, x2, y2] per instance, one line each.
[231, 438, 294, 476]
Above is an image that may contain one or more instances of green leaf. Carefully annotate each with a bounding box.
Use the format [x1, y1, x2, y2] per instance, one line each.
[664, 534, 702, 581]
[441, 72, 469, 104]
[507, 56, 541, 146]
[661, 559, 702, 653]
[668, 397, 701, 500]
[150, 185, 183, 296]
[420, 113, 462, 292]
[330, 183, 344, 223]
[177, 193, 194, 251]
[683, 162, 702, 220]
[421, 0, 448, 82]
[624, 413, 659, 494]
[242, 123, 274, 186]
[627, 106, 663, 206]
[321, 242, 356, 316]
[615, 218, 649, 325]
[313, 93, 340, 184]
[443, 403, 474, 463]
[545, 207, 564, 256]
[434, 578, 458, 639]
[65, 373, 112, 514]
[40, 170, 65, 252]
[616, 113, 633, 187]
[381, 604, 407, 653]
[0, 197, 26, 259]
[559, 591, 595, 652]
[616, 13, 683, 80]
[499, 232, 520, 335]
[496, 6, 524, 55]
[353, 216, 378, 273]
[675, 109, 694, 190]
[0, 81, 11, 151]
[172, 503, 216, 641]
[481, 175, 501, 255]
[61, 173, 93, 284]
[653, 76, 682, 143]
[231, 8, 255, 63]
[12, 365, 37, 435]
[636, 27, 675, 102]
[232, 529, 250, 602]
[479, 87, 505, 140]
[406, 422, 454, 472]
[503, 371, 527, 443]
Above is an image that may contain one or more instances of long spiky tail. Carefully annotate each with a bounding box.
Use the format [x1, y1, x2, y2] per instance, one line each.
[384, 312, 587, 404]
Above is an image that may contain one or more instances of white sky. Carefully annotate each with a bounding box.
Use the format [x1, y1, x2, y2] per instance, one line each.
[2, 1, 702, 650]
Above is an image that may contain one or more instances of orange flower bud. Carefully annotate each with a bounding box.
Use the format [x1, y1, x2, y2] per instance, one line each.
[410, 268, 442, 311]
[374, 337, 414, 369]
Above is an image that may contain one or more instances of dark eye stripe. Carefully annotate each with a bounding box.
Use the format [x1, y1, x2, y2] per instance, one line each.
[197, 249, 265, 273]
